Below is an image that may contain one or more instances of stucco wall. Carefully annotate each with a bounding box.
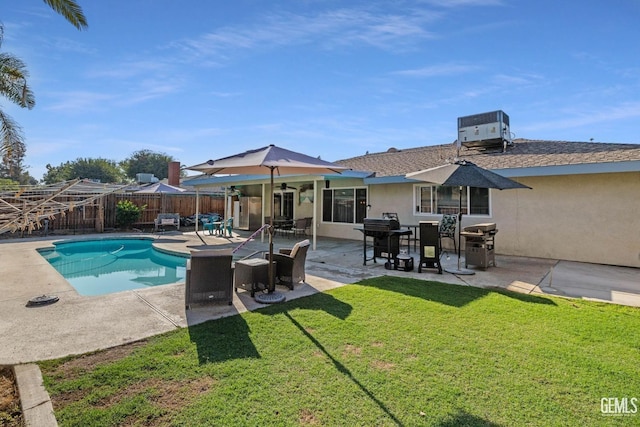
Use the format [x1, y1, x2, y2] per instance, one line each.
[493, 172, 639, 267]
[318, 172, 640, 268]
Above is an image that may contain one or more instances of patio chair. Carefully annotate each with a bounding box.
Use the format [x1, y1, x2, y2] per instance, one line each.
[439, 214, 457, 253]
[264, 239, 310, 290]
[292, 218, 307, 236]
[304, 217, 313, 234]
[202, 217, 217, 235]
[224, 217, 233, 237]
[185, 249, 234, 308]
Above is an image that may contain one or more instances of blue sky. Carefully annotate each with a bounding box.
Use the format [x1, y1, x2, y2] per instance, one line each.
[3, 0, 640, 180]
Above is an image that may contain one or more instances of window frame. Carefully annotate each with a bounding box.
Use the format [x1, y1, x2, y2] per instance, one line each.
[412, 184, 491, 216]
[321, 186, 368, 224]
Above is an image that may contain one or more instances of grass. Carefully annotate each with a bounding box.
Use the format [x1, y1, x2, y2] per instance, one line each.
[39, 277, 640, 426]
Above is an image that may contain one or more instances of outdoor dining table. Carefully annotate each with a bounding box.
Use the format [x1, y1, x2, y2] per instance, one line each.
[273, 219, 294, 237]
[204, 221, 224, 236]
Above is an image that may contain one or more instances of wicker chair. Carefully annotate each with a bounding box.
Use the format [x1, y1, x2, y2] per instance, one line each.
[265, 239, 310, 290]
[185, 249, 233, 308]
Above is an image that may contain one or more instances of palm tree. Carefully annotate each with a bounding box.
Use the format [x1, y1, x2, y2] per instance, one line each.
[0, 26, 35, 157]
[0, 0, 87, 156]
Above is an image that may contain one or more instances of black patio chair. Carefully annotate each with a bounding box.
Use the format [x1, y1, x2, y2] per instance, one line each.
[185, 249, 233, 308]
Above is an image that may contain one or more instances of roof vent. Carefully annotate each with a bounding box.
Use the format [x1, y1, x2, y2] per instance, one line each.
[387, 147, 399, 153]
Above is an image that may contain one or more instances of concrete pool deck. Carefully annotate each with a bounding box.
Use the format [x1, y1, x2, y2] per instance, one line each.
[1, 230, 638, 365]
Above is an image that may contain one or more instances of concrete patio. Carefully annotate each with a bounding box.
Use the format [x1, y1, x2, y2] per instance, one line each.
[1, 229, 638, 365]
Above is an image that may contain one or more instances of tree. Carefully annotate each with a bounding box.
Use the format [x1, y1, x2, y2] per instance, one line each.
[43, 158, 125, 184]
[120, 150, 176, 181]
[0, 1, 86, 155]
[0, 137, 37, 184]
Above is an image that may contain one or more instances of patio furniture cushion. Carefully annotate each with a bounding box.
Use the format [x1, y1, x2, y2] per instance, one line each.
[288, 239, 309, 258]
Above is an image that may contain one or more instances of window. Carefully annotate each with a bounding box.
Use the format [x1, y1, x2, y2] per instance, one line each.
[273, 191, 294, 218]
[322, 187, 367, 224]
[414, 185, 489, 215]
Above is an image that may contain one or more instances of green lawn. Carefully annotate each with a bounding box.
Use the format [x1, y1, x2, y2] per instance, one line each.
[39, 278, 640, 426]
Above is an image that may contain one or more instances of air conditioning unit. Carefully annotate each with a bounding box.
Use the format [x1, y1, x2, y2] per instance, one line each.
[135, 173, 158, 184]
[457, 110, 511, 149]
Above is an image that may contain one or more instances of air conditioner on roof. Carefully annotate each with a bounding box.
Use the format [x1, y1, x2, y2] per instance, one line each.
[136, 173, 159, 184]
[457, 110, 511, 149]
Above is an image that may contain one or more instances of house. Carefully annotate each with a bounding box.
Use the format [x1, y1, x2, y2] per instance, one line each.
[184, 138, 640, 268]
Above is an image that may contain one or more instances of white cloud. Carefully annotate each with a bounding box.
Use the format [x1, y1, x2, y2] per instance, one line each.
[521, 102, 640, 132]
[394, 62, 481, 77]
[172, 7, 441, 63]
[45, 91, 116, 112]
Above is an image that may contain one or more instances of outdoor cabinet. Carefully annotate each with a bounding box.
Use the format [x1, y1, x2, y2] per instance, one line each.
[418, 221, 442, 274]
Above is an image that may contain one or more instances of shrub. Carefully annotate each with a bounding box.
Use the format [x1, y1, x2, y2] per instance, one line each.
[115, 200, 145, 228]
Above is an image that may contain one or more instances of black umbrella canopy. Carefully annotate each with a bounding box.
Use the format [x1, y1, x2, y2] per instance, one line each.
[406, 159, 530, 275]
[406, 159, 531, 190]
[187, 144, 348, 300]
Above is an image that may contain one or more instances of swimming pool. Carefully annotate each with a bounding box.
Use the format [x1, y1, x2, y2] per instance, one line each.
[38, 238, 188, 296]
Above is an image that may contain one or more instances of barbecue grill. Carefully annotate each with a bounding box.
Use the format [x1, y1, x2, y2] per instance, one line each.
[461, 223, 498, 269]
[359, 218, 412, 269]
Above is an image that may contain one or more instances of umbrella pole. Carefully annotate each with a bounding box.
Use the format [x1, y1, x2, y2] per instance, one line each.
[255, 168, 286, 304]
[444, 185, 475, 275]
[269, 171, 274, 291]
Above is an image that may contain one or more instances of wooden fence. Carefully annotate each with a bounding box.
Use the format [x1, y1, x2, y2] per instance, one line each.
[43, 193, 225, 234]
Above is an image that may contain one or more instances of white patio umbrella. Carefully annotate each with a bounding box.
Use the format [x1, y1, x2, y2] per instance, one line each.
[188, 144, 347, 303]
[406, 159, 531, 275]
[134, 182, 186, 194]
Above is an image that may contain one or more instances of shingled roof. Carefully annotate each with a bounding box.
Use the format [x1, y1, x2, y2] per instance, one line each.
[335, 139, 640, 178]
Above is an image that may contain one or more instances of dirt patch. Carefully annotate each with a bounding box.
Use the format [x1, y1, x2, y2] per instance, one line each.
[0, 367, 22, 427]
[299, 408, 321, 425]
[45, 340, 217, 425]
[46, 340, 148, 382]
[371, 360, 395, 371]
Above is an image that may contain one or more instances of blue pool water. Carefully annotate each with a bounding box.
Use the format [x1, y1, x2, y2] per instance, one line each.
[38, 238, 188, 296]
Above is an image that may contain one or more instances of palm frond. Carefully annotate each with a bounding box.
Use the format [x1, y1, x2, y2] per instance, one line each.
[0, 53, 35, 109]
[42, 0, 88, 30]
[0, 110, 26, 157]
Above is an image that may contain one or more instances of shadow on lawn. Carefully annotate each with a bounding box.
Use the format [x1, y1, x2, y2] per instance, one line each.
[435, 410, 503, 426]
[356, 277, 557, 308]
[284, 310, 403, 426]
[188, 314, 260, 365]
[278, 290, 353, 319]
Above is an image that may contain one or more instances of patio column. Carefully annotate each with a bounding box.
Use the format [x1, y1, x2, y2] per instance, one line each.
[195, 187, 200, 232]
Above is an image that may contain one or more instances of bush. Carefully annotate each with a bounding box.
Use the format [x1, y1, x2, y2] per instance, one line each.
[115, 200, 145, 228]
